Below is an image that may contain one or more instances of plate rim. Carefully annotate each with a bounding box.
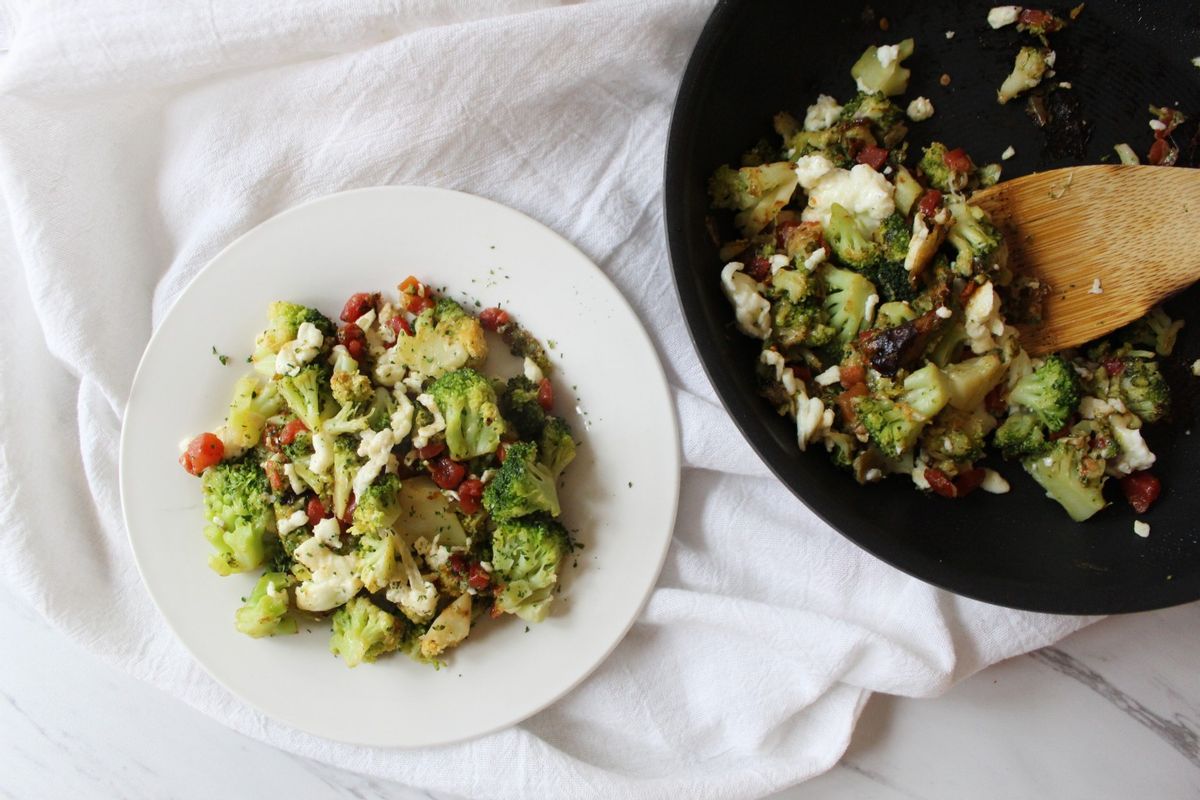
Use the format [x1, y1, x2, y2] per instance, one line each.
[119, 184, 682, 746]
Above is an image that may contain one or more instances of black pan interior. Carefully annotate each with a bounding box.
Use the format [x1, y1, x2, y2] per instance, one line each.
[665, 0, 1200, 613]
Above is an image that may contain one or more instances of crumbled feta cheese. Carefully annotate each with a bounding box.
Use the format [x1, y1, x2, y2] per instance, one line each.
[277, 509, 309, 536]
[309, 430, 333, 475]
[401, 371, 425, 394]
[935, 305, 953, 319]
[980, 469, 1011, 494]
[1192, 359, 1200, 377]
[769, 253, 791, 275]
[964, 282, 1005, 354]
[275, 321, 324, 376]
[1044, 50, 1057, 68]
[796, 396, 833, 452]
[803, 247, 827, 271]
[864, 468, 883, 482]
[480, 468, 498, 484]
[795, 153, 837, 191]
[721, 262, 772, 339]
[1133, 520, 1151, 538]
[911, 466, 931, 489]
[1150, 119, 1167, 132]
[523, 356, 545, 384]
[1089, 278, 1103, 295]
[1058, 82, 1072, 89]
[803, 94, 844, 132]
[1001, 145, 1016, 160]
[411, 393, 446, 449]
[945, 30, 956, 39]
[312, 516, 341, 547]
[1078, 396, 1115, 419]
[801, 164, 895, 233]
[864, 293, 880, 325]
[352, 428, 396, 499]
[1107, 415, 1156, 476]
[294, 530, 360, 612]
[988, 5, 1021, 28]
[1193, 56, 1200, 69]
[906, 96, 935, 122]
[760, 349, 799, 397]
[814, 365, 842, 387]
[876, 44, 901, 69]
[390, 388, 414, 439]
[354, 309, 377, 332]
[283, 463, 306, 495]
[373, 348, 406, 386]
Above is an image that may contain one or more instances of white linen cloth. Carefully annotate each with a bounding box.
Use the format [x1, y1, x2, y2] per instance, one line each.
[0, 2, 1091, 797]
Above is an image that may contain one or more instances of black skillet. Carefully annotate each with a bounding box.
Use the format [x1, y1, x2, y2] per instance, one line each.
[665, 0, 1200, 613]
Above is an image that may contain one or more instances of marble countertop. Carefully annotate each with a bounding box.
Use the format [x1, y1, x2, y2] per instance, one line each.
[2, 577, 1196, 799]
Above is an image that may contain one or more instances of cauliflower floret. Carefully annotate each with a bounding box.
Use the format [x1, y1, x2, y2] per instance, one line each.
[275, 322, 324, 377]
[803, 94, 844, 132]
[964, 282, 1006, 354]
[721, 262, 771, 339]
[276, 508, 308, 536]
[293, 522, 360, 612]
[1107, 414, 1157, 476]
[795, 154, 837, 191]
[801, 164, 895, 233]
[385, 538, 439, 624]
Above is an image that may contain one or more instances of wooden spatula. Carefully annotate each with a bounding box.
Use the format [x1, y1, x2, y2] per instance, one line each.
[970, 165, 1200, 356]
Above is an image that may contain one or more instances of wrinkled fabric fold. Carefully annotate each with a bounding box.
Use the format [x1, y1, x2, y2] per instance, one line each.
[0, 2, 1091, 798]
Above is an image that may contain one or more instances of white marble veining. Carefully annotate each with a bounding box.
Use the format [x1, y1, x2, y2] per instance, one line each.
[1, 576, 1196, 799]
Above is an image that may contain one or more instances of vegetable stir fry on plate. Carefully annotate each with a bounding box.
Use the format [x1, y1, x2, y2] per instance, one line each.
[179, 278, 577, 667]
[707, 39, 1179, 523]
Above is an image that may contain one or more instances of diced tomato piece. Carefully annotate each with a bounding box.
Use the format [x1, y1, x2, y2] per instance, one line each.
[496, 442, 509, 463]
[399, 276, 423, 295]
[416, 441, 445, 460]
[954, 468, 986, 497]
[1103, 357, 1125, 377]
[746, 255, 772, 281]
[429, 455, 466, 490]
[336, 323, 365, 352]
[488, 602, 505, 619]
[984, 384, 1007, 414]
[458, 478, 484, 515]
[339, 292, 375, 323]
[959, 281, 979, 306]
[340, 493, 356, 526]
[791, 364, 813, 383]
[406, 294, 435, 314]
[1018, 8, 1064, 32]
[856, 145, 889, 171]
[1147, 138, 1172, 166]
[1121, 471, 1161, 514]
[448, 553, 468, 575]
[839, 364, 866, 387]
[306, 496, 326, 527]
[279, 418, 307, 446]
[468, 562, 491, 592]
[537, 378, 554, 411]
[836, 382, 868, 424]
[917, 189, 943, 217]
[478, 307, 511, 332]
[263, 460, 286, 493]
[179, 433, 224, 476]
[346, 338, 364, 360]
[389, 315, 413, 338]
[942, 148, 973, 173]
[925, 467, 958, 498]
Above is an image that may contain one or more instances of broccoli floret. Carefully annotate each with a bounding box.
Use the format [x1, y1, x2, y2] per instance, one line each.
[322, 400, 371, 436]
[874, 213, 911, 265]
[330, 345, 373, 409]
[824, 430, 857, 469]
[234, 572, 296, 638]
[766, 269, 837, 349]
[429, 368, 506, 461]
[839, 91, 906, 143]
[919, 142, 970, 193]
[331, 436, 363, 521]
[994, 412, 1050, 459]
[503, 323, 553, 376]
[998, 47, 1050, 105]
[708, 162, 800, 237]
[482, 441, 560, 521]
[202, 455, 274, 576]
[826, 203, 880, 269]
[499, 376, 547, 440]
[276, 362, 332, 432]
[225, 376, 283, 450]
[920, 407, 991, 466]
[1022, 436, 1108, 522]
[1118, 360, 1170, 424]
[875, 301, 916, 329]
[491, 515, 571, 623]
[1114, 307, 1185, 356]
[1009, 354, 1080, 431]
[777, 221, 825, 260]
[329, 596, 402, 668]
[946, 200, 1001, 277]
[379, 297, 487, 382]
[821, 263, 877, 345]
[849, 39, 914, 97]
[350, 473, 402, 535]
[252, 302, 336, 375]
[864, 261, 917, 304]
[539, 416, 576, 481]
[854, 396, 926, 457]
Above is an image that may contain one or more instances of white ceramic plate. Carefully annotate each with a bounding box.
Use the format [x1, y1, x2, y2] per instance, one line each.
[119, 186, 679, 747]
